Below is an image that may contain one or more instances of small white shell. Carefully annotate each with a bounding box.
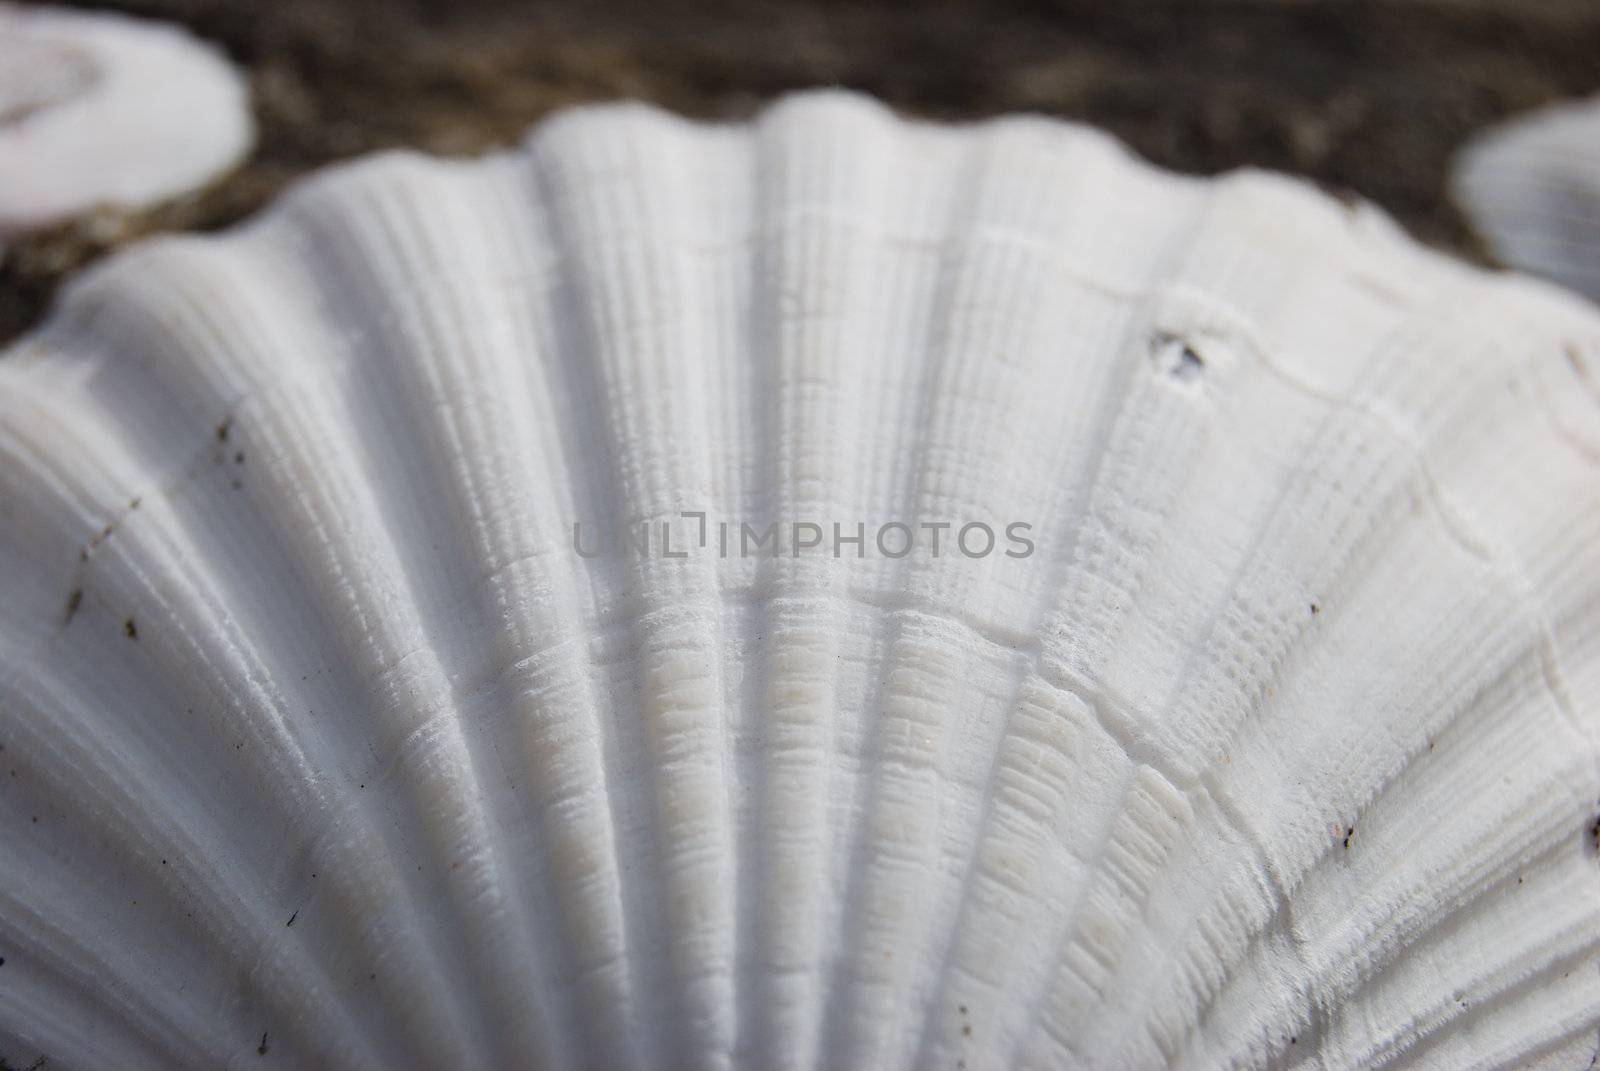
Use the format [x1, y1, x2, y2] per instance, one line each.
[1, 92, 1599, 1070]
[0, 3, 253, 235]
[1452, 93, 1600, 302]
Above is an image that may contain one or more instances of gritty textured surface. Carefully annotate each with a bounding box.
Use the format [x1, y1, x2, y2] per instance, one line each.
[1, 93, 1599, 1069]
[1, 0, 1600, 345]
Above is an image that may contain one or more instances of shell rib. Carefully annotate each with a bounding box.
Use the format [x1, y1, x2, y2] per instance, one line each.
[1, 92, 1599, 1070]
[0, 3, 253, 236]
[1452, 93, 1600, 302]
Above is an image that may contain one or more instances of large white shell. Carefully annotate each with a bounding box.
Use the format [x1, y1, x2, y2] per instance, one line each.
[1451, 93, 1600, 302]
[2, 92, 1600, 1070]
[0, 3, 254, 236]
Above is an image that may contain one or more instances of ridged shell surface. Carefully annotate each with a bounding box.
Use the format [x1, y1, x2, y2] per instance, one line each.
[1452, 93, 1600, 302]
[2, 92, 1600, 1070]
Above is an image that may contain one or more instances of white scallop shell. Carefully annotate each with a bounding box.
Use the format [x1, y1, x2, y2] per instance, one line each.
[0, 3, 254, 236]
[1452, 93, 1600, 302]
[2, 92, 1600, 1070]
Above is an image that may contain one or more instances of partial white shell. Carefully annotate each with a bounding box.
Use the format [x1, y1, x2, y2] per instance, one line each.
[1, 92, 1599, 1070]
[0, 3, 253, 235]
[1452, 94, 1600, 302]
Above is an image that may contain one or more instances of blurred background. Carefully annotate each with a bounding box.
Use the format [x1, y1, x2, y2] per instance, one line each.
[3, 0, 1599, 344]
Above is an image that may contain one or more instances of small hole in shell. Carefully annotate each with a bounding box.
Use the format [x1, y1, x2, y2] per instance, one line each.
[1149, 332, 1204, 382]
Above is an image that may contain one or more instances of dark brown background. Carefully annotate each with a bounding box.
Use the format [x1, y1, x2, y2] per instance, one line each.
[4, 0, 1600, 345]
